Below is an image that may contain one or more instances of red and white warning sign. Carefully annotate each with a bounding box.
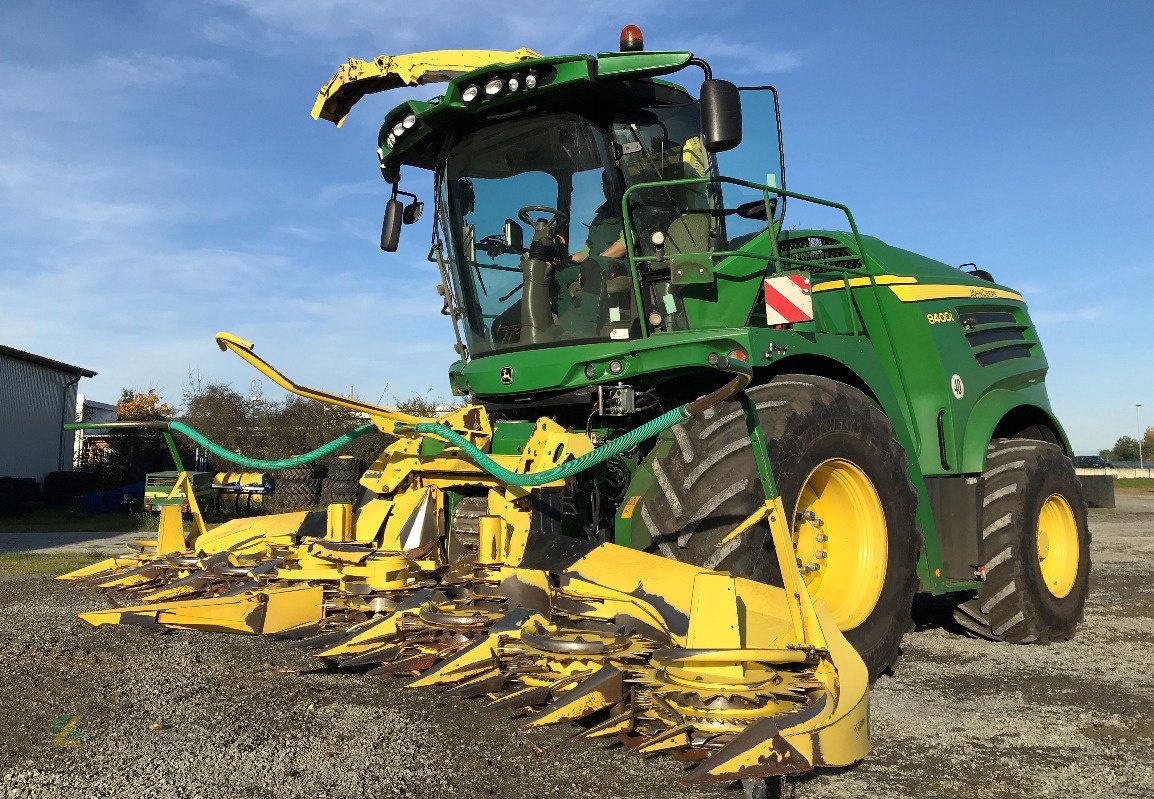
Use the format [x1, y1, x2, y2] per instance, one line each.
[763, 273, 813, 325]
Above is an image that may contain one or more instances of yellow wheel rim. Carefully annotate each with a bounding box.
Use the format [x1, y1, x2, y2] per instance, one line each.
[1036, 493, 1079, 598]
[793, 459, 888, 630]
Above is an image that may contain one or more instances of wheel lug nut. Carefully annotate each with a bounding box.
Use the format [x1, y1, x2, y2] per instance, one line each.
[814, 550, 827, 559]
[815, 533, 828, 542]
[802, 510, 816, 521]
[805, 562, 819, 572]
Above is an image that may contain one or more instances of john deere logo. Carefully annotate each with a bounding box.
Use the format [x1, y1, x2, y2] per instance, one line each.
[500, 366, 513, 384]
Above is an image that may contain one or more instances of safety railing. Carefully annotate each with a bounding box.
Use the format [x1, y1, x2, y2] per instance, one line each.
[619, 175, 885, 338]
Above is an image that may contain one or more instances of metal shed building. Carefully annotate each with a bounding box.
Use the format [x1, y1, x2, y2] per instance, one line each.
[0, 345, 97, 483]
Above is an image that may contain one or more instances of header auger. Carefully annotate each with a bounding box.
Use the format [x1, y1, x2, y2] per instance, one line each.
[62, 25, 1090, 791]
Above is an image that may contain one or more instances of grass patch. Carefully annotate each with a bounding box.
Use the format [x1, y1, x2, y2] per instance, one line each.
[0, 508, 225, 534]
[1115, 477, 1154, 493]
[0, 509, 151, 534]
[0, 551, 107, 576]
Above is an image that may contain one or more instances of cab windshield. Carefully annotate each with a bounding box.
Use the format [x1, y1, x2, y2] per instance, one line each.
[440, 112, 623, 356]
[437, 104, 712, 357]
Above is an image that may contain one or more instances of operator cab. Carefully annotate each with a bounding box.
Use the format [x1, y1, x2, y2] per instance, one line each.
[438, 93, 714, 357]
[373, 34, 786, 366]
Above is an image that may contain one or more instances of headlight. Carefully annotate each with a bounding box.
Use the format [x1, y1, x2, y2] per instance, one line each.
[524, 71, 538, 89]
[461, 85, 479, 102]
[484, 76, 505, 96]
[507, 75, 521, 92]
[402, 114, 417, 129]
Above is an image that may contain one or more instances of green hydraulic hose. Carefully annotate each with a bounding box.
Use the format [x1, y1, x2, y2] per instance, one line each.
[402, 358, 751, 487]
[64, 420, 378, 471]
[402, 405, 691, 487]
[64, 358, 748, 483]
[168, 421, 377, 470]
[203, 358, 744, 483]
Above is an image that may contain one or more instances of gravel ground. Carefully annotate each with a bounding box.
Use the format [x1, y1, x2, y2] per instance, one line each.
[0, 532, 142, 555]
[1, 494, 1151, 799]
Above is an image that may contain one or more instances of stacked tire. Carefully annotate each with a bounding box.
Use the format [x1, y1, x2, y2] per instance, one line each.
[43, 471, 99, 509]
[269, 465, 321, 512]
[0, 478, 15, 517]
[322, 456, 364, 507]
[11, 478, 41, 514]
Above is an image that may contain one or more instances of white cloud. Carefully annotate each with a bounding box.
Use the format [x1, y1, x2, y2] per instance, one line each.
[1031, 305, 1107, 325]
[196, 0, 668, 56]
[88, 53, 226, 87]
[679, 34, 805, 75]
[311, 180, 380, 206]
[0, 114, 452, 411]
[0, 52, 226, 119]
[1, 234, 454, 410]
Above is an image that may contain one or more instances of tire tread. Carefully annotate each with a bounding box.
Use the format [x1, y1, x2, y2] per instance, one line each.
[953, 438, 1090, 644]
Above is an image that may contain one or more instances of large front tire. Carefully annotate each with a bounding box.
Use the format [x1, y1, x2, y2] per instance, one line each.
[952, 439, 1090, 642]
[637, 375, 922, 681]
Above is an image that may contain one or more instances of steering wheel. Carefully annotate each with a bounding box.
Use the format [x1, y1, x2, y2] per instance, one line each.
[518, 205, 567, 226]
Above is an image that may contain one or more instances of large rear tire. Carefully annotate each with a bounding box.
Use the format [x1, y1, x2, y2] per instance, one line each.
[637, 375, 922, 681]
[952, 439, 1090, 642]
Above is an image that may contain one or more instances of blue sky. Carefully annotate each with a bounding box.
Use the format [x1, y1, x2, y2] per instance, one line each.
[1, 1, 1151, 452]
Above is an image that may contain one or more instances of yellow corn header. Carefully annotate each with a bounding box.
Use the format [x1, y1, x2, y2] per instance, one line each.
[61, 333, 869, 784]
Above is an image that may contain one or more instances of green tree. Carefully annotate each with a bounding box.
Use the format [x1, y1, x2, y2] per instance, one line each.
[182, 382, 255, 469]
[90, 388, 180, 482]
[264, 396, 389, 468]
[1109, 436, 1141, 462]
[179, 379, 394, 474]
[395, 394, 458, 418]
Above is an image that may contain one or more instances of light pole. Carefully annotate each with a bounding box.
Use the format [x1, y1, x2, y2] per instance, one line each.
[1139, 404, 1144, 470]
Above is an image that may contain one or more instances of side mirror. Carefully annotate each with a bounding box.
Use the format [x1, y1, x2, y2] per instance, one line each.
[503, 218, 524, 253]
[380, 198, 403, 251]
[699, 79, 742, 152]
[402, 200, 424, 225]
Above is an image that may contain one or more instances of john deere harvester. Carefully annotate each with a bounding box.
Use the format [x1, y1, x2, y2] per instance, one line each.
[60, 27, 1090, 787]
